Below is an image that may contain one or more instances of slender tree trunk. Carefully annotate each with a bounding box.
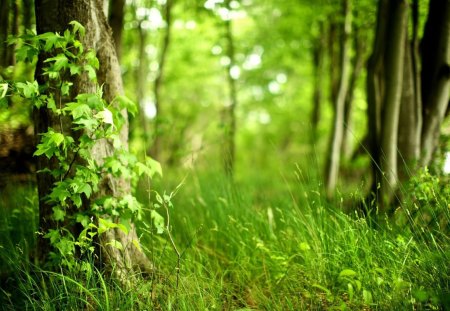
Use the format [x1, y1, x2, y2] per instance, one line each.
[311, 21, 326, 142]
[420, 0, 450, 166]
[223, 0, 238, 177]
[328, 17, 340, 109]
[0, 0, 10, 68]
[325, 0, 352, 198]
[150, 0, 174, 159]
[34, 0, 152, 278]
[341, 25, 365, 159]
[108, 0, 125, 61]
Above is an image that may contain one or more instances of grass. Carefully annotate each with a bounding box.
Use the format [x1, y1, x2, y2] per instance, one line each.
[0, 166, 449, 310]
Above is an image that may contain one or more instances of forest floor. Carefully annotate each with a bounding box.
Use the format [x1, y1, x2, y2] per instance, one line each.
[0, 167, 449, 310]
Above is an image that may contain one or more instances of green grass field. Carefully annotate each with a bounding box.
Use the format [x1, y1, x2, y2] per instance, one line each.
[0, 167, 449, 310]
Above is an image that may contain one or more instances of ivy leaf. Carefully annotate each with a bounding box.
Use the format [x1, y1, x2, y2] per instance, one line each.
[76, 214, 91, 228]
[45, 53, 69, 71]
[0, 83, 7, 98]
[64, 102, 91, 119]
[50, 132, 65, 147]
[106, 239, 123, 250]
[61, 81, 73, 96]
[84, 65, 97, 81]
[78, 183, 92, 198]
[53, 206, 66, 221]
[69, 64, 81, 76]
[151, 210, 165, 234]
[94, 108, 114, 125]
[114, 95, 137, 116]
[69, 20, 86, 37]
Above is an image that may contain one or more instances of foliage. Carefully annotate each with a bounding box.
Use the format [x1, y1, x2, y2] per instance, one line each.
[1, 22, 163, 268]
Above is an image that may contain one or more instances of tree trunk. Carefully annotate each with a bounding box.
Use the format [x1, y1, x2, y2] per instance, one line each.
[34, 0, 152, 278]
[398, 32, 421, 180]
[379, 0, 408, 207]
[420, 0, 450, 166]
[108, 0, 125, 61]
[325, 0, 352, 198]
[0, 0, 10, 68]
[341, 24, 365, 159]
[150, 0, 175, 160]
[311, 21, 326, 143]
[223, 0, 238, 177]
[366, 0, 388, 192]
[22, 0, 34, 30]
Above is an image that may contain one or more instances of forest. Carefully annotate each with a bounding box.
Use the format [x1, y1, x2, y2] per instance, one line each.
[0, 0, 449, 309]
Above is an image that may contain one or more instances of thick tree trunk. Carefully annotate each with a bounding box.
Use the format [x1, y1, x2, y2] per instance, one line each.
[379, 0, 408, 207]
[22, 0, 34, 30]
[420, 0, 450, 166]
[367, 0, 388, 190]
[34, 0, 152, 278]
[398, 33, 421, 180]
[223, 0, 238, 177]
[325, 0, 351, 198]
[150, 0, 174, 160]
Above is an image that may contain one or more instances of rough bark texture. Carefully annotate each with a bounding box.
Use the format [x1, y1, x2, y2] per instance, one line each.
[420, 0, 450, 166]
[34, 0, 152, 278]
[223, 0, 238, 177]
[325, 0, 351, 198]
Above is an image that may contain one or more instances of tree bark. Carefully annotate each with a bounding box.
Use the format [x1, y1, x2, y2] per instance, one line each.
[420, 0, 450, 166]
[34, 0, 152, 278]
[398, 32, 420, 180]
[379, 0, 408, 207]
[325, 0, 352, 198]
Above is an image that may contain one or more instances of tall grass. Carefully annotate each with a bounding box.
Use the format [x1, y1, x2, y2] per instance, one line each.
[1, 166, 449, 310]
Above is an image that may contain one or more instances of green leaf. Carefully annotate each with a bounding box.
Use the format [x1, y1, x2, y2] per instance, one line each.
[76, 214, 91, 228]
[78, 183, 92, 198]
[45, 53, 69, 71]
[61, 81, 73, 96]
[50, 132, 64, 146]
[64, 102, 91, 119]
[151, 210, 165, 234]
[339, 269, 357, 278]
[69, 20, 86, 37]
[84, 64, 97, 81]
[53, 207, 66, 221]
[106, 239, 123, 250]
[114, 95, 138, 116]
[69, 64, 82, 76]
[0, 83, 7, 98]
[362, 289, 373, 304]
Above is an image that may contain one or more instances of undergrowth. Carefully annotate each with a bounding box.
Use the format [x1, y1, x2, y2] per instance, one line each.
[0, 166, 449, 310]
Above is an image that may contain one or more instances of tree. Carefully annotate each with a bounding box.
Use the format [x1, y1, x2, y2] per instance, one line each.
[366, 0, 449, 209]
[324, 0, 352, 198]
[34, 0, 152, 278]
